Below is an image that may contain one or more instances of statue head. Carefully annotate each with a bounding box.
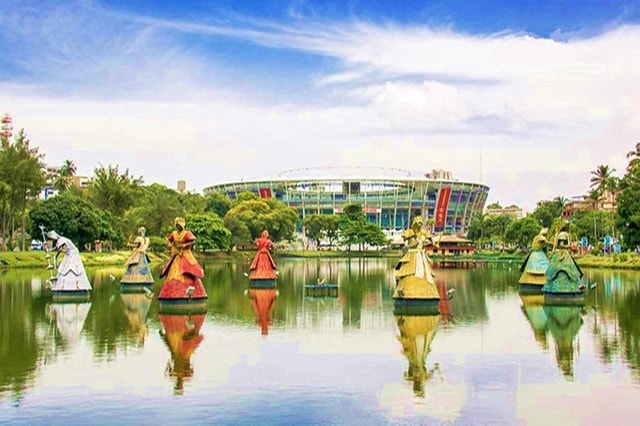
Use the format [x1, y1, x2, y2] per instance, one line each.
[137, 226, 146, 236]
[540, 227, 548, 236]
[412, 216, 424, 230]
[174, 217, 186, 230]
[46, 230, 61, 240]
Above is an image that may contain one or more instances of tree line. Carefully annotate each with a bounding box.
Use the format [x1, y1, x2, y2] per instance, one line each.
[467, 141, 640, 252]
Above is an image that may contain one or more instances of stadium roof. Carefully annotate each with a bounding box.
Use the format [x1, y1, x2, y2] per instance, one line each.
[228, 167, 457, 182]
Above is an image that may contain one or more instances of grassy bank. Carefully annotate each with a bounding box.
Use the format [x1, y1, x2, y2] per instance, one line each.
[2, 249, 639, 270]
[0, 250, 169, 269]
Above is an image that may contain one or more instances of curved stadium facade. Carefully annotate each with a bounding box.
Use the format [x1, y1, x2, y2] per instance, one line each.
[203, 167, 490, 234]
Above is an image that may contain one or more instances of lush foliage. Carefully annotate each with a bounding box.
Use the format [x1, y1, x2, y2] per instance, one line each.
[616, 142, 640, 249]
[339, 204, 388, 250]
[186, 213, 231, 251]
[0, 129, 46, 250]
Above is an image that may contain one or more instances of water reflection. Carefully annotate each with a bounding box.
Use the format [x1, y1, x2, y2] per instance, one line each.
[159, 312, 207, 395]
[120, 293, 152, 347]
[4, 262, 640, 423]
[519, 293, 549, 350]
[395, 313, 439, 397]
[248, 288, 278, 335]
[544, 304, 584, 380]
[47, 301, 92, 347]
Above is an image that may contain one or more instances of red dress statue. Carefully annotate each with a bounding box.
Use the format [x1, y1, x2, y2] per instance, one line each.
[158, 217, 208, 301]
[248, 230, 278, 281]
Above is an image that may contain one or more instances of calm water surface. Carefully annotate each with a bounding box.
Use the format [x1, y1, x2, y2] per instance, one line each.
[1, 258, 640, 425]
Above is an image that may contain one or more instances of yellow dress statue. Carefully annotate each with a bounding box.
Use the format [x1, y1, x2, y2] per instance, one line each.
[394, 216, 440, 300]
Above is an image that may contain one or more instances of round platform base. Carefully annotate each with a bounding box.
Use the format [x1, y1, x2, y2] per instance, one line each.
[120, 283, 153, 294]
[393, 298, 440, 316]
[250, 279, 277, 289]
[519, 283, 544, 294]
[158, 297, 208, 314]
[543, 291, 585, 306]
[52, 290, 91, 303]
[304, 284, 338, 297]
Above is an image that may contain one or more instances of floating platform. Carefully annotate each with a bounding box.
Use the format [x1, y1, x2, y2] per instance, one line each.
[543, 291, 585, 306]
[158, 297, 208, 314]
[519, 283, 544, 294]
[52, 290, 91, 302]
[304, 284, 339, 298]
[393, 298, 440, 316]
[120, 283, 154, 294]
[249, 279, 277, 289]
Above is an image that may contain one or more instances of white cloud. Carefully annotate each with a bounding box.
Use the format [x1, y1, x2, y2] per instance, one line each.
[1, 2, 639, 211]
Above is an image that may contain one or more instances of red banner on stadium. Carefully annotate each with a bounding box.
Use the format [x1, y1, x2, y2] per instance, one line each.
[434, 187, 452, 228]
[258, 187, 272, 199]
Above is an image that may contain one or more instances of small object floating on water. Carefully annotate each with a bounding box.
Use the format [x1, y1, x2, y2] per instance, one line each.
[447, 288, 456, 299]
[143, 287, 153, 299]
[590, 283, 597, 290]
[109, 274, 116, 282]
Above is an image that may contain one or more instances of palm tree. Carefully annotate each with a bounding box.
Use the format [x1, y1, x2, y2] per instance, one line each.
[590, 165, 616, 209]
[626, 141, 640, 172]
[53, 159, 77, 192]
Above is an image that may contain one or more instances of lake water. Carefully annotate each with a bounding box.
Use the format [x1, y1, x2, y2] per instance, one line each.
[1, 258, 640, 425]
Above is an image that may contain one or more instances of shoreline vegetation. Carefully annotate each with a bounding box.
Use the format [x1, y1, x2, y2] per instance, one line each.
[1, 249, 640, 270]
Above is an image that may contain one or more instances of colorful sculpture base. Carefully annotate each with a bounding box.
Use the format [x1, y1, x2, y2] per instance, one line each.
[249, 279, 277, 289]
[393, 298, 440, 316]
[304, 284, 338, 298]
[519, 283, 545, 294]
[543, 291, 585, 306]
[120, 283, 153, 294]
[158, 297, 208, 315]
[52, 289, 91, 303]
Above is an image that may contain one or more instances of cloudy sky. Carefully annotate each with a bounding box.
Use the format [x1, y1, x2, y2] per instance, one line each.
[2, 0, 640, 212]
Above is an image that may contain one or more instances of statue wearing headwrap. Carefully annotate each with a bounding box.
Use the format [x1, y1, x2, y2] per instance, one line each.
[519, 227, 550, 287]
[158, 217, 207, 301]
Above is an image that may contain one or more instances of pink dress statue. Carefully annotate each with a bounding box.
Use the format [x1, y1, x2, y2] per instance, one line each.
[248, 230, 278, 281]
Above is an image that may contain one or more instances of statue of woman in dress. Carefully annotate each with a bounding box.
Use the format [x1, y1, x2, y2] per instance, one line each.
[248, 230, 278, 281]
[394, 216, 439, 300]
[158, 217, 207, 300]
[46, 230, 92, 292]
[121, 226, 154, 285]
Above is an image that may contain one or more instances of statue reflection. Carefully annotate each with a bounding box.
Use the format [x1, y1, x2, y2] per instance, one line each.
[120, 293, 152, 347]
[248, 288, 278, 336]
[159, 312, 207, 395]
[47, 301, 92, 347]
[544, 304, 584, 379]
[395, 312, 440, 397]
[519, 293, 549, 350]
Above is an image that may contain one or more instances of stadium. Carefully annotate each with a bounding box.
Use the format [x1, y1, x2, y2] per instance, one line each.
[203, 167, 490, 234]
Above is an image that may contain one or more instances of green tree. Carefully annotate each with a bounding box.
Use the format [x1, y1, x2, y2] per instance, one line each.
[0, 129, 46, 251]
[303, 214, 326, 248]
[186, 213, 231, 251]
[122, 183, 182, 238]
[52, 159, 77, 193]
[531, 199, 564, 228]
[616, 141, 640, 249]
[89, 164, 142, 216]
[338, 203, 387, 250]
[224, 197, 298, 243]
[28, 193, 115, 249]
[504, 216, 541, 249]
[205, 192, 232, 218]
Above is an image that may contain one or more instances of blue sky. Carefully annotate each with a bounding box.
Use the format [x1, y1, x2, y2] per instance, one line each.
[2, 0, 640, 212]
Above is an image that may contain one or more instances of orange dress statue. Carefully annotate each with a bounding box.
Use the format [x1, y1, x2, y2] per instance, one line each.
[158, 217, 207, 300]
[248, 230, 278, 281]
